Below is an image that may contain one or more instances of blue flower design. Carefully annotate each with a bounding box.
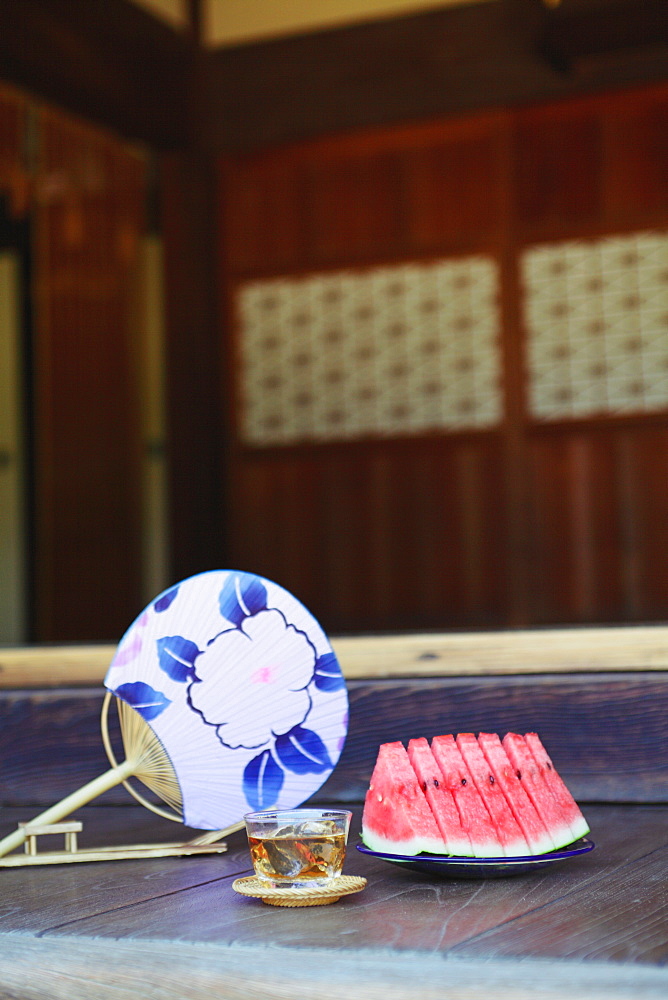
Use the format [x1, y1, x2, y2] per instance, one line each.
[154, 586, 179, 613]
[314, 652, 345, 692]
[274, 725, 332, 774]
[157, 635, 201, 683]
[243, 749, 284, 810]
[114, 681, 171, 720]
[219, 573, 267, 627]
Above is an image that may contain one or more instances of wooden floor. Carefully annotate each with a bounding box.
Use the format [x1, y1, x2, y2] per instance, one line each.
[1, 802, 667, 999]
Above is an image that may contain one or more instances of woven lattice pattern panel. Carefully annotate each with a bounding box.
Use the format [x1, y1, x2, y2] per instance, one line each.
[237, 257, 501, 445]
[523, 231, 668, 420]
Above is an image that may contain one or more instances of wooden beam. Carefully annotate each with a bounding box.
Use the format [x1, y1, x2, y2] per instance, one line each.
[204, 0, 668, 152]
[2, 624, 668, 688]
[540, 0, 668, 73]
[0, 0, 193, 147]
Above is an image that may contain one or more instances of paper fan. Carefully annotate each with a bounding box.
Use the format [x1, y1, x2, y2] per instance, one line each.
[0, 570, 348, 863]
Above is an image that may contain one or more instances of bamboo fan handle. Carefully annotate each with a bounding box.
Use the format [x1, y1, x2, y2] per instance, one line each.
[0, 758, 135, 859]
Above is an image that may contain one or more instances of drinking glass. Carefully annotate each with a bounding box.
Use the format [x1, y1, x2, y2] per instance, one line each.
[244, 808, 352, 889]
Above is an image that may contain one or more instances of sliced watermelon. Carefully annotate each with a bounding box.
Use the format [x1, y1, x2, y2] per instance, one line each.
[431, 734, 505, 857]
[361, 741, 448, 855]
[407, 737, 473, 857]
[456, 733, 531, 857]
[477, 732, 556, 855]
[502, 733, 578, 850]
[524, 732, 590, 841]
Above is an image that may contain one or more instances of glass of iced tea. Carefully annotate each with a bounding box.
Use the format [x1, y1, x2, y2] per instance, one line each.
[244, 808, 352, 889]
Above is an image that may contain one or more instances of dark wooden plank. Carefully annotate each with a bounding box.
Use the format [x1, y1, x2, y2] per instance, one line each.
[322, 674, 668, 804]
[604, 90, 668, 225]
[2, 674, 668, 809]
[1, 807, 668, 999]
[454, 807, 668, 965]
[0, 806, 252, 933]
[16, 805, 664, 962]
[526, 426, 668, 626]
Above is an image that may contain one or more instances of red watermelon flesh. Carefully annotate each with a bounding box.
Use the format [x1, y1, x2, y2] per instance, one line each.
[407, 738, 473, 857]
[431, 734, 505, 857]
[362, 741, 448, 855]
[502, 733, 581, 850]
[524, 732, 590, 841]
[456, 733, 531, 857]
[477, 732, 556, 855]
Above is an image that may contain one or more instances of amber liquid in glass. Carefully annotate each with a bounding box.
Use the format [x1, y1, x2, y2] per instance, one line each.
[248, 832, 347, 885]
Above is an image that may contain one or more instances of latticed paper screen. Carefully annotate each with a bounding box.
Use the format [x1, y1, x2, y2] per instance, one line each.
[237, 256, 502, 446]
[237, 231, 668, 446]
[523, 231, 668, 420]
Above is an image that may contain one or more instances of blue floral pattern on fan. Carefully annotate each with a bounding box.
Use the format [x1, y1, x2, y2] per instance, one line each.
[105, 570, 348, 829]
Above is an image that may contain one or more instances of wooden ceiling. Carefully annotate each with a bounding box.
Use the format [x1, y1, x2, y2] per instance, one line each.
[0, 0, 666, 150]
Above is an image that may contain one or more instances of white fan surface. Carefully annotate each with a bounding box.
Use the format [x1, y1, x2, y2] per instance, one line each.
[105, 570, 349, 830]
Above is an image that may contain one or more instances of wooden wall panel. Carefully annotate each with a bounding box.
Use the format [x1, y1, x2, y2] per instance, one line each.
[220, 83, 668, 634]
[513, 106, 604, 239]
[526, 424, 668, 625]
[228, 436, 508, 633]
[404, 127, 507, 253]
[220, 157, 306, 273]
[603, 91, 668, 227]
[304, 151, 405, 264]
[0, 83, 26, 212]
[33, 110, 146, 641]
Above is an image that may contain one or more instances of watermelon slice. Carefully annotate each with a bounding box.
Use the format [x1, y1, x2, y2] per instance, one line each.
[456, 733, 531, 857]
[361, 741, 448, 855]
[431, 734, 505, 857]
[502, 733, 583, 850]
[524, 732, 590, 841]
[407, 738, 473, 857]
[477, 732, 556, 855]
[361, 732, 589, 859]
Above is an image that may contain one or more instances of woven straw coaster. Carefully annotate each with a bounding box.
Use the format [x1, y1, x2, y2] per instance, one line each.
[232, 874, 367, 907]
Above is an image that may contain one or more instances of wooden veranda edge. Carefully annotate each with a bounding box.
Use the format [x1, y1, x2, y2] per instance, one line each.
[1, 624, 668, 689]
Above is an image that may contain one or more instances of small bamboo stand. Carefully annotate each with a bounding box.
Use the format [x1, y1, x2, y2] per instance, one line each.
[0, 819, 242, 867]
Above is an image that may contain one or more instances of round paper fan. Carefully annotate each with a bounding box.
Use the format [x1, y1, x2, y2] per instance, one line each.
[103, 569, 349, 830]
[0, 571, 348, 861]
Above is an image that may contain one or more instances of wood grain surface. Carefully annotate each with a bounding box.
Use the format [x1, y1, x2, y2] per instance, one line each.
[0, 804, 666, 1000]
[1, 672, 667, 809]
[3, 623, 668, 688]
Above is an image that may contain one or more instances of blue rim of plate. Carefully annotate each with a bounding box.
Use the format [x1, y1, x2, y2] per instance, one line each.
[355, 837, 595, 878]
